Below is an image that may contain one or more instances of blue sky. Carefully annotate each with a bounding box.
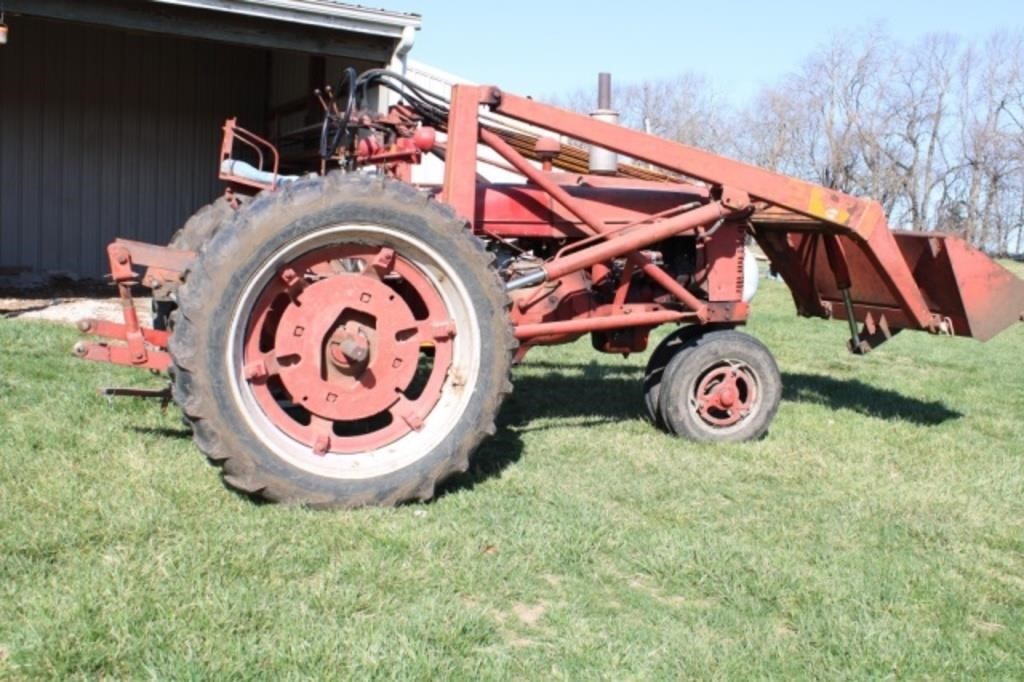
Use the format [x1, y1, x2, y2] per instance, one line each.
[399, 0, 1021, 104]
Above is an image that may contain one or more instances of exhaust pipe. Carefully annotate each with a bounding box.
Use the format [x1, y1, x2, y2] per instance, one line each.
[589, 72, 619, 175]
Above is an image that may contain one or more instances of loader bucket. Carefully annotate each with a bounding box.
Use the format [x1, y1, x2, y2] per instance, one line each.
[758, 227, 1024, 343]
[891, 233, 1024, 341]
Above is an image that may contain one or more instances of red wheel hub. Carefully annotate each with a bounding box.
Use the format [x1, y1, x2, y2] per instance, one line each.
[692, 362, 757, 428]
[271, 273, 422, 420]
[241, 245, 456, 455]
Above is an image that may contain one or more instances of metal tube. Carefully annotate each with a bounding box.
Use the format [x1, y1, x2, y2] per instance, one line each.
[597, 72, 611, 109]
[118, 282, 140, 334]
[841, 288, 862, 349]
[590, 73, 618, 174]
[515, 309, 688, 340]
[505, 270, 546, 292]
[543, 202, 728, 281]
[631, 256, 708, 316]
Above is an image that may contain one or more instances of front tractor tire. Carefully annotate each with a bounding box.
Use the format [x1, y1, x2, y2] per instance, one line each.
[641, 325, 702, 427]
[170, 174, 514, 508]
[658, 330, 782, 442]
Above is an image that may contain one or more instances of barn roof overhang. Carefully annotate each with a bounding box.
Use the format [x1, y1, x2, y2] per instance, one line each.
[3, 0, 421, 63]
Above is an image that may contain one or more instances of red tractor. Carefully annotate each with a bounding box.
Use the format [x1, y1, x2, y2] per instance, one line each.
[75, 70, 1024, 508]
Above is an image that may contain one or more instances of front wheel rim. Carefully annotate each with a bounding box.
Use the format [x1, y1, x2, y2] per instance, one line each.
[689, 359, 761, 430]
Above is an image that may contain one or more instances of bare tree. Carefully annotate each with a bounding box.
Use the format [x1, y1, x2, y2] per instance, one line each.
[953, 31, 1024, 249]
[549, 71, 732, 154]
[872, 34, 959, 231]
[551, 26, 1024, 254]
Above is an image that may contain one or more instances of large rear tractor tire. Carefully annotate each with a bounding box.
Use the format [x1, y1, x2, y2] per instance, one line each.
[153, 196, 249, 331]
[169, 196, 247, 252]
[658, 329, 781, 442]
[170, 173, 515, 507]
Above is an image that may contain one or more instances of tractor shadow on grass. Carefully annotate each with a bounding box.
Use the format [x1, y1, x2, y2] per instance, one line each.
[435, 364, 644, 500]
[781, 372, 962, 425]
[131, 363, 960, 501]
[133, 426, 192, 439]
[437, 366, 963, 499]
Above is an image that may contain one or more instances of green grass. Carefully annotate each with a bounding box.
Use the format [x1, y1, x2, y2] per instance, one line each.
[2, 268, 1023, 679]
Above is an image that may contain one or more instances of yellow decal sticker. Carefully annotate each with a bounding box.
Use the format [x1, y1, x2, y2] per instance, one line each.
[807, 186, 851, 226]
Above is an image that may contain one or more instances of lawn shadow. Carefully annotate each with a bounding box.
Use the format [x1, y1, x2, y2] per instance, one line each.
[1, 302, 56, 318]
[508, 362, 647, 427]
[515, 360, 641, 378]
[132, 425, 192, 439]
[128, 363, 961, 503]
[0, 278, 116, 317]
[782, 372, 962, 425]
[439, 366, 964, 498]
[435, 364, 644, 500]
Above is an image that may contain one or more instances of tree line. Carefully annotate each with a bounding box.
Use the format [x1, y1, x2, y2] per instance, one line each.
[553, 27, 1024, 255]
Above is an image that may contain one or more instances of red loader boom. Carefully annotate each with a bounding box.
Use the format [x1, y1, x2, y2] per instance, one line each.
[74, 70, 1023, 508]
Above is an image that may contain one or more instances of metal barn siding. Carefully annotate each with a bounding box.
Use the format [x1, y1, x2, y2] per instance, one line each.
[0, 16, 268, 279]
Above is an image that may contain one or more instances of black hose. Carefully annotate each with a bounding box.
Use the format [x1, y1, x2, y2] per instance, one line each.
[319, 67, 358, 160]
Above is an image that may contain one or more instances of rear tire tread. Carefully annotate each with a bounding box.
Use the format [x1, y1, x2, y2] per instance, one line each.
[170, 173, 515, 508]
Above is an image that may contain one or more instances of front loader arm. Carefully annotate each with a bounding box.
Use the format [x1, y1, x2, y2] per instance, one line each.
[487, 89, 1023, 343]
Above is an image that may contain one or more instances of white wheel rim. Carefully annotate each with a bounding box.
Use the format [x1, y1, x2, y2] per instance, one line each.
[225, 224, 482, 479]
